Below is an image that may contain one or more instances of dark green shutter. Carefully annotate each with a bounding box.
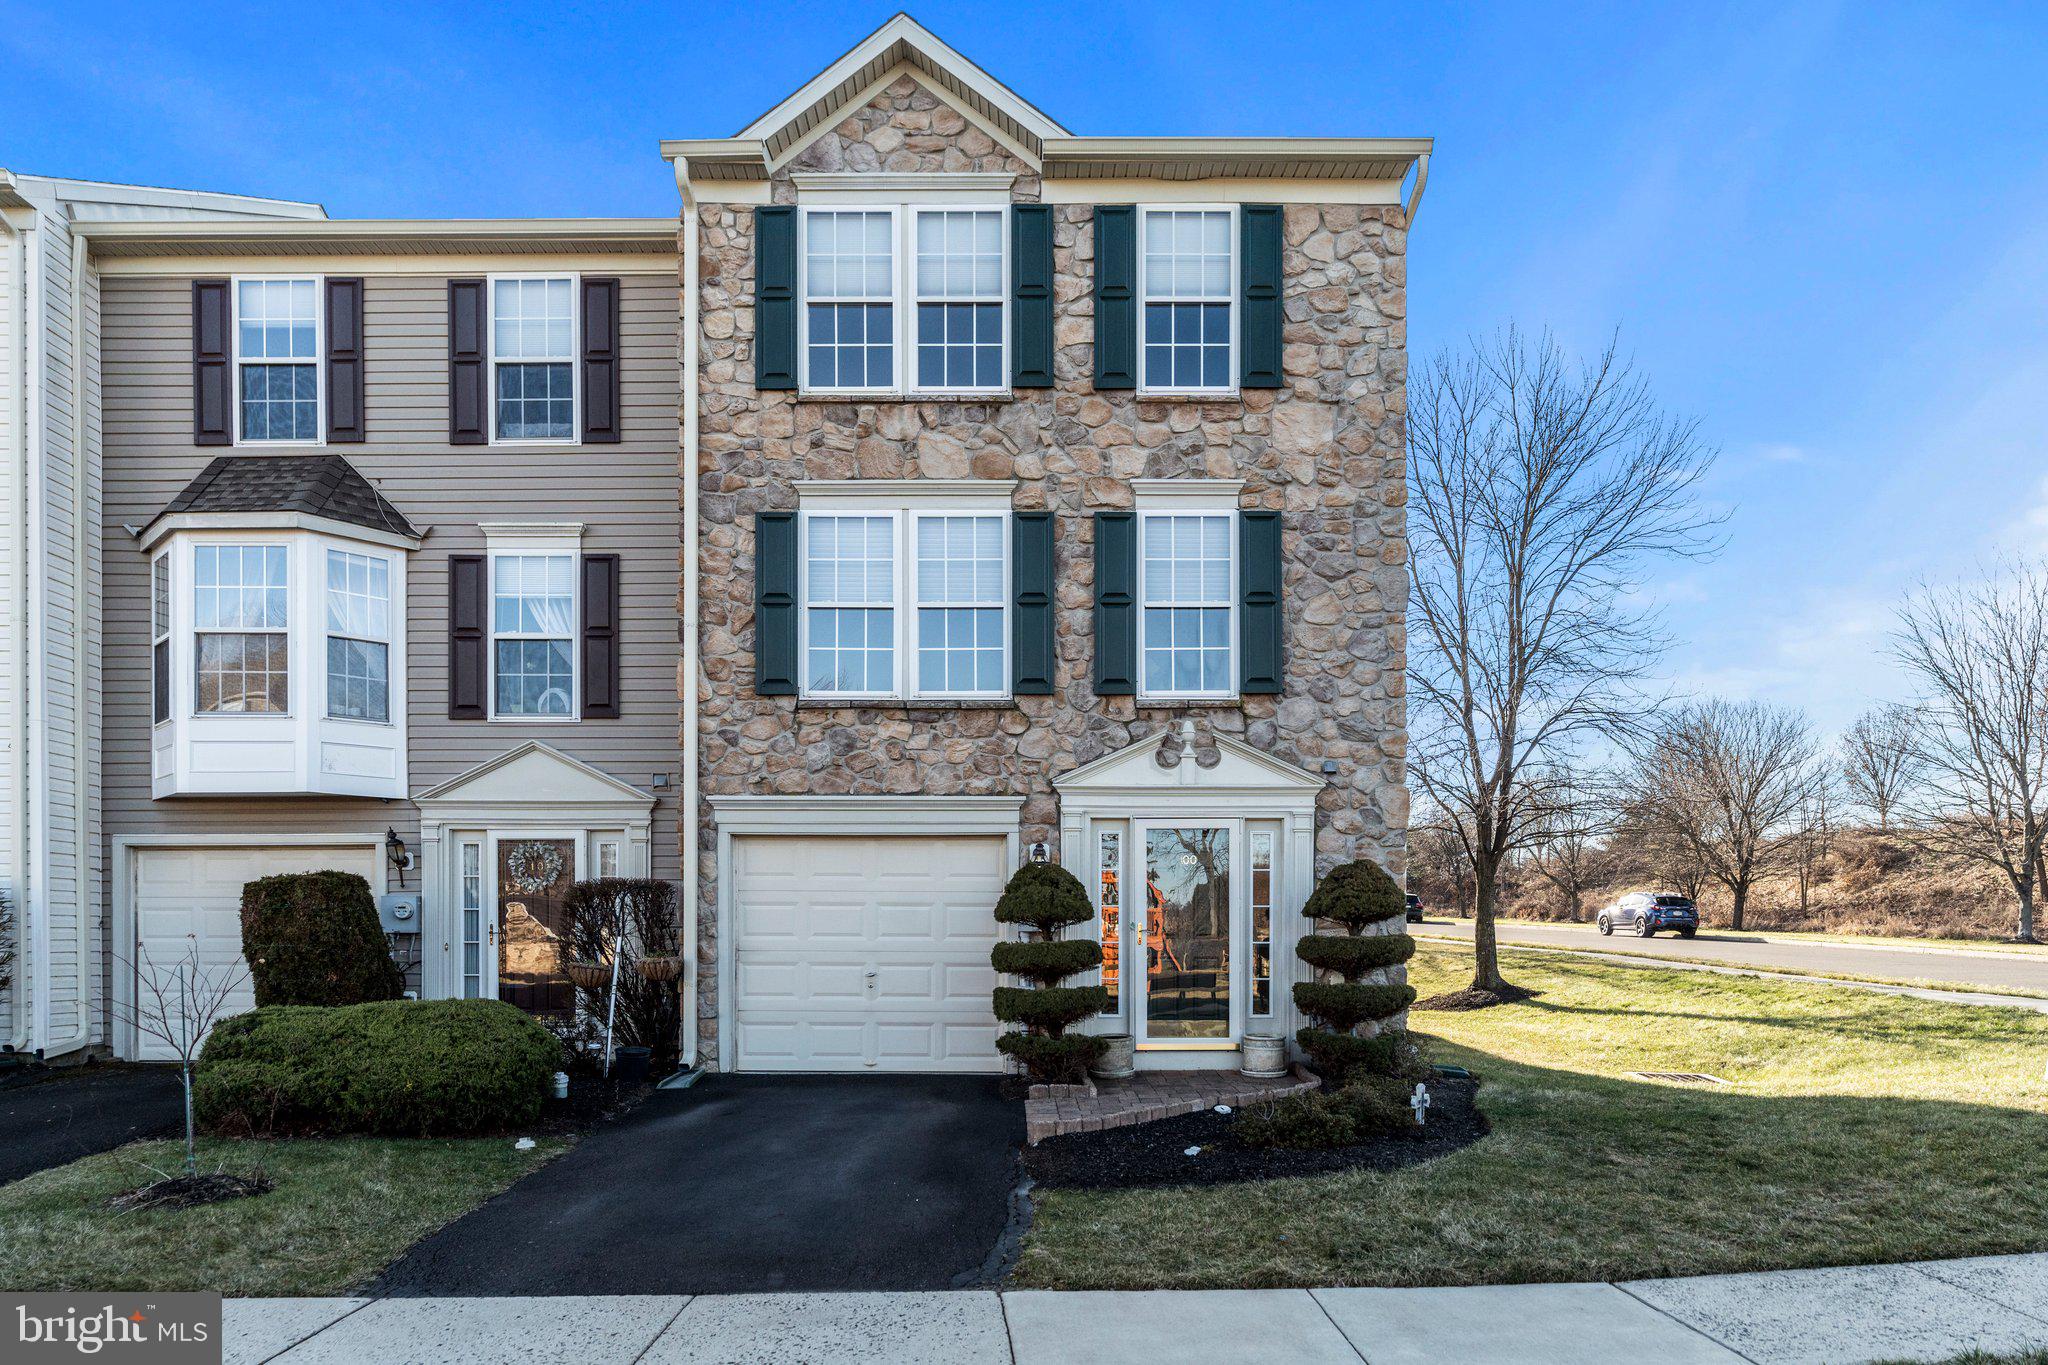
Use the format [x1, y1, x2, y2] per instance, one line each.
[1240, 510, 1283, 693]
[1240, 205, 1284, 389]
[1013, 511, 1055, 693]
[1011, 204, 1054, 388]
[755, 206, 798, 390]
[1092, 206, 1136, 389]
[754, 511, 799, 694]
[1092, 511, 1136, 694]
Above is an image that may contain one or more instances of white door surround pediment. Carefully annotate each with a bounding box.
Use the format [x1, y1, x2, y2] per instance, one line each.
[1054, 720, 1327, 797]
[415, 741, 653, 815]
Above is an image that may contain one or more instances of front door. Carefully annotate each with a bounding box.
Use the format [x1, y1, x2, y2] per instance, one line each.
[1136, 824, 1236, 1046]
[496, 837, 577, 1018]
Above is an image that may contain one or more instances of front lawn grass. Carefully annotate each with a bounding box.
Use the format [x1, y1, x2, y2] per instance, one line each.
[1014, 943, 2048, 1289]
[0, 1135, 562, 1295]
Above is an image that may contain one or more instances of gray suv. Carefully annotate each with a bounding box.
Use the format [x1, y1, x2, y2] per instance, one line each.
[1597, 892, 1698, 938]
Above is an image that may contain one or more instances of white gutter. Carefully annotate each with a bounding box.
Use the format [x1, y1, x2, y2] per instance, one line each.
[672, 156, 701, 1071]
[45, 227, 92, 1058]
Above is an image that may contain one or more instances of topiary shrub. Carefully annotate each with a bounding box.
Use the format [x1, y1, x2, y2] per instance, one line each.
[240, 871, 404, 1007]
[195, 998, 558, 1138]
[1294, 859, 1416, 1085]
[990, 862, 1107, 1084]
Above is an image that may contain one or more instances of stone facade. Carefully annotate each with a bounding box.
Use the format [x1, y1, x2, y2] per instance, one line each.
[690, 75, 1410, 1065]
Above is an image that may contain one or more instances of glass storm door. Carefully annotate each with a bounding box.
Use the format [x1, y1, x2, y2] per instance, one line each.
[496, 837, 577, 1019]
[1138, 825, 1234, 1044]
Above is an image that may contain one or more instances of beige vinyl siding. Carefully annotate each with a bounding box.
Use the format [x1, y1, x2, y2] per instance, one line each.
[99, 269, 682, 982]
[0, 223, 19, 1033]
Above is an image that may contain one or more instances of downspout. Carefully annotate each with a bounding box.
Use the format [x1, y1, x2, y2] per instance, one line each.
[45, 226, 92, 1058]
[673, 155, 702, 1072]
[1403, 152, 1430, 230]
[1, 203, 34, 1054]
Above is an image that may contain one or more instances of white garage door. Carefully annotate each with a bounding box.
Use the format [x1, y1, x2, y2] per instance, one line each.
[129, 844, 380, 1061]
[733, 835, 1005, 1073]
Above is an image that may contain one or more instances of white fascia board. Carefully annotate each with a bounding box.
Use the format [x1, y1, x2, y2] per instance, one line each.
[138, 511, 421, 553]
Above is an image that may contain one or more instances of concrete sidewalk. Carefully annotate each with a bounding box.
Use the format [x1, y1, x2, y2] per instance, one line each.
[228, 1251, 2048, 1364]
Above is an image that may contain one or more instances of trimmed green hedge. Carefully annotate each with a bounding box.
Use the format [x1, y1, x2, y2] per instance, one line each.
[991, 938, 1103, 987]
[195, 999, 558, 1138]
[241, 871, 404, 1007]
[993, 984, 1108, 1033]
[997, 1031, 1108, 1078]
[1292, 981, 1418, 1032]
[1302, 860, 1407, 933]
[991, 863, 1094, 935]
[1296, 1028, 1403, 1086]
[1294, 932, 1416, 980]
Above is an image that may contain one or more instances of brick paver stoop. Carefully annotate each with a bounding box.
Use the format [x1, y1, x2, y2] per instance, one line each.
[1024, 1067, 1320, 1144]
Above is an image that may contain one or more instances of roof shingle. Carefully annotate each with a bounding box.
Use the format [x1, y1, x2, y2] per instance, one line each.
[147, 455, 419, 540]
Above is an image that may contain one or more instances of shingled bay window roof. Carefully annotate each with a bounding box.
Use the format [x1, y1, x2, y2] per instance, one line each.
[141, 454, 420, 546]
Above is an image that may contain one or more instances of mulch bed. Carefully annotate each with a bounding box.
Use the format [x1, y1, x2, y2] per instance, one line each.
[535, 1071, 652, 1136]
[109, 1170, 273, 1212]
[1023, 1075, 1487, 1190]
[1416, 984, 1541, 1011]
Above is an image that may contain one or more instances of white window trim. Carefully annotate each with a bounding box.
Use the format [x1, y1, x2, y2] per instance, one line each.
[1134, 503, 1239, 702]
[483, 523, 584, 723]
[323, 547, 396, 728]
[150, 554, 172, 729]
[231, 274, 325, 447]
[192, 539, 293, 718]
[795, 496, 1014, 702]
[486, 272, 582, 447]
[797, 204, 1010, 398]
[1135, 204, 1240, 398]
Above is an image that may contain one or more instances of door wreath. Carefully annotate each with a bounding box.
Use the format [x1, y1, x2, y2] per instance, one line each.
[503, 841, 567, 894]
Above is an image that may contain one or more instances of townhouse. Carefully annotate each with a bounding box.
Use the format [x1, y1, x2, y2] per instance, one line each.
[0, 15, 1423, 1077]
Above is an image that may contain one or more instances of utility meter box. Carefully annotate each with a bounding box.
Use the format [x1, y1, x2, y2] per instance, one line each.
[378, 892, 423, 934]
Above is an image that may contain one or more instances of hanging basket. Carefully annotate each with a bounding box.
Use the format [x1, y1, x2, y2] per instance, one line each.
[565, 960, 613, 992]
[636, 955, 684, 983]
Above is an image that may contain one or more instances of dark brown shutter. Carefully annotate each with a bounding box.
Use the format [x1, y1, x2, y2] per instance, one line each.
[192, 279, 232, 446]
[580, 277, 622, 444]
[580, 553, 621, 718]
[449, 554, 487, 718]
[324, 277, 366, 442]
[448, 279, 488, 445]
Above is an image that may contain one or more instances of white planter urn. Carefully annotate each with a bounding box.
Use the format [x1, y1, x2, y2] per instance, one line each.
[1091, 1032, 1136, 1079]
[1239, 1034, 1288, 1079]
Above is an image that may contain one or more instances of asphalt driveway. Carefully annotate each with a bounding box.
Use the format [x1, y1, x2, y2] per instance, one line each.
[0, 1065, 185, 1185]
[374, 1073, 1023, 1297]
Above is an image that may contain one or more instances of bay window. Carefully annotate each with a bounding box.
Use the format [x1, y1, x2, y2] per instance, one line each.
[801, 205, 1007, 395]
[1138, 511, 1235, 698]
[151, 555, 172, 726]
[799, 500, 1011, 700]
[235, 277, 321, 443]
[1138, 208, 1235, 394]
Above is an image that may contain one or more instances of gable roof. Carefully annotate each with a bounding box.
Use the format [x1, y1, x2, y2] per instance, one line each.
[660, 12, 1431, 203]
[414, 741, 653, 808]
[143, 454, 419, 542]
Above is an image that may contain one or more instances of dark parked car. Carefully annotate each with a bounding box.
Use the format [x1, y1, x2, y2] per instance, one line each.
[1597, 892, 1698, 938]
[1405, 893, 1423, 923]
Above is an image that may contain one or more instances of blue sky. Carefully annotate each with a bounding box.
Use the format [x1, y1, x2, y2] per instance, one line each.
[9, 1, 2047, 736]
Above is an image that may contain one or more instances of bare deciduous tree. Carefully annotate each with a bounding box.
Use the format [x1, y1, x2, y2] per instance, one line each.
[113, 941, 249, 1175]
[1407, 329, 1719, 995]
[1892, 564, 2048, 943]
[1626, 700, 1823, 930]
[1840, 703, 1920, 832]
[1788, 781, 1838, 917]
[1522, 775, 1610, 921]
[1408, 812, 1475, 916]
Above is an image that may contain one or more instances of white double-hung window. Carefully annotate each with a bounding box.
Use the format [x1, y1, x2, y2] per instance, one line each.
[490, 552, 578, 718]
[490, 276, 577, 441]
[194, 544, 290, 714]
[1139, 509, 1236, 698]
[234, 278, 321, 443]
[1138, 207, 1236, 394]
[801, 204, 1007, 396]
[326, 550, 392, 723]
[799, 488, 1011, 700]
